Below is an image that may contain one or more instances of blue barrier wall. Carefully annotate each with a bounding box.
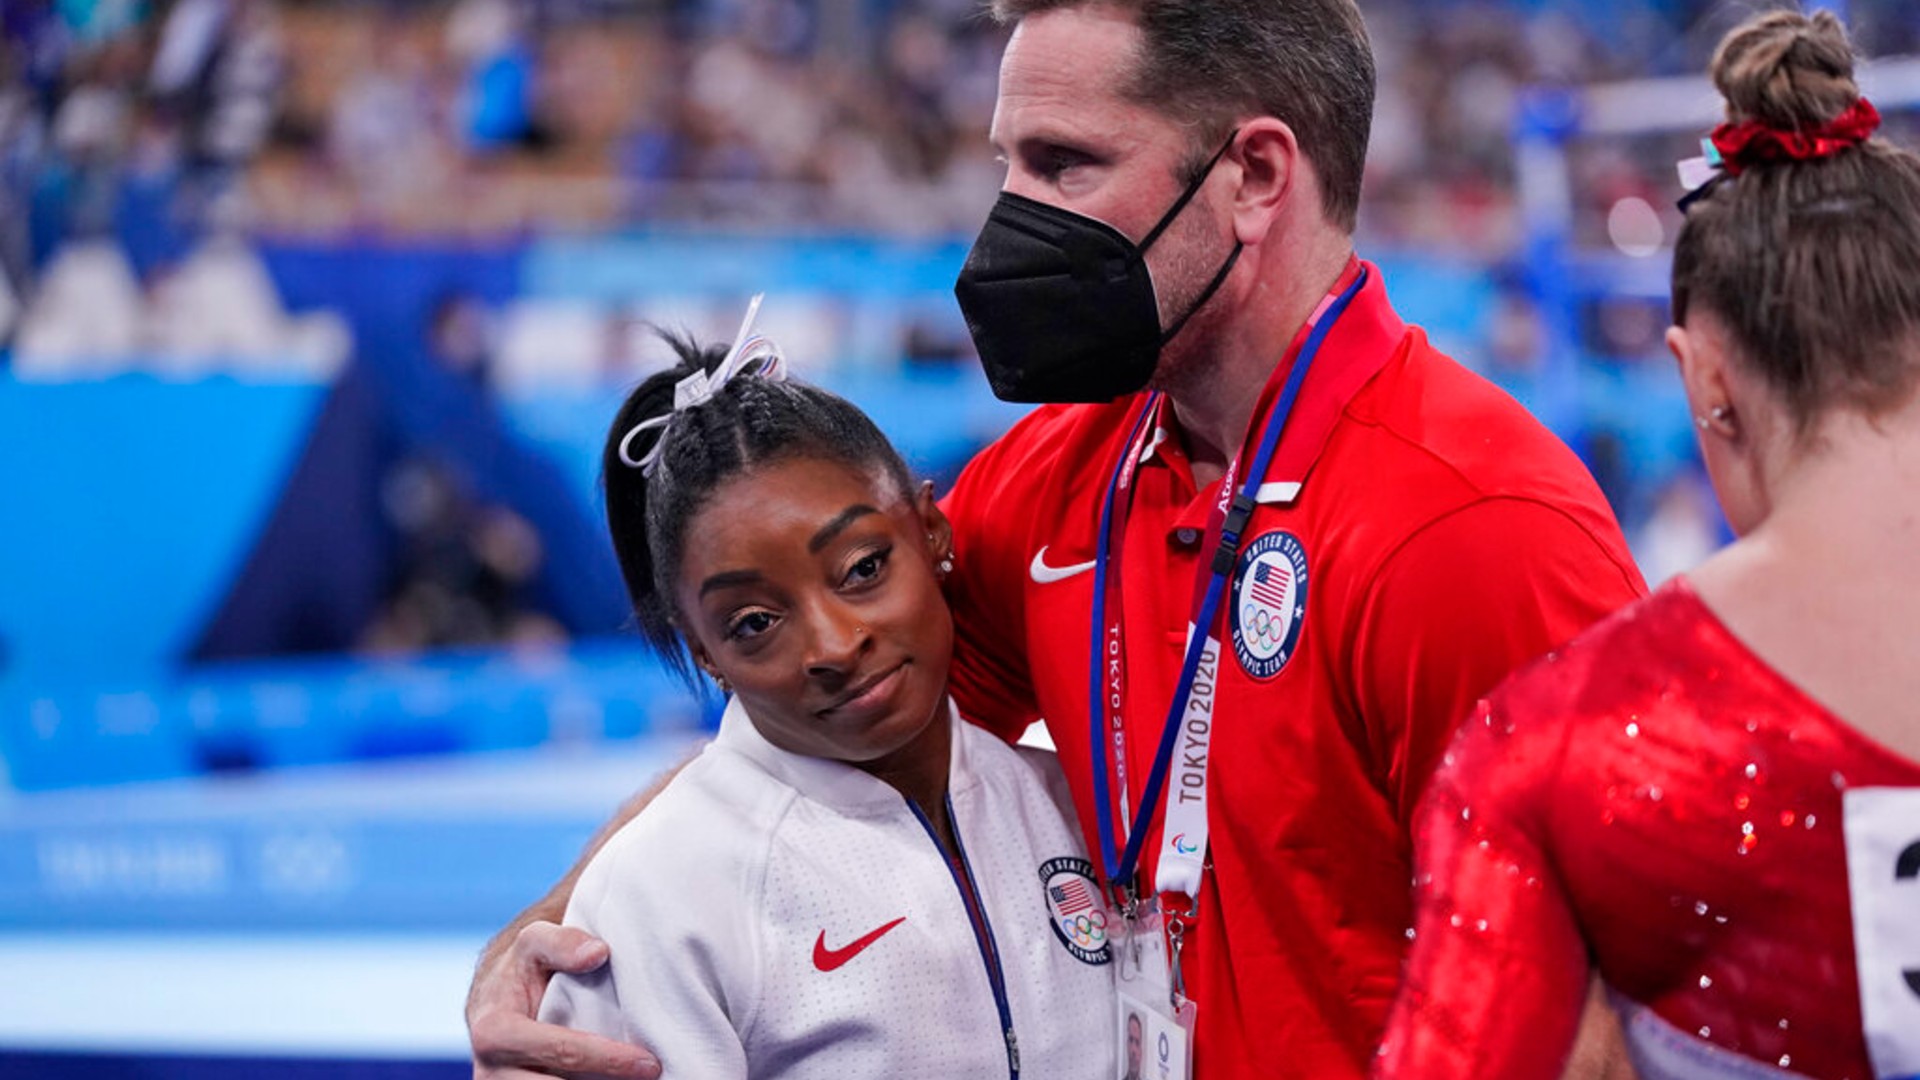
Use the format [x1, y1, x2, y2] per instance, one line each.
[0, 374, 331, 687]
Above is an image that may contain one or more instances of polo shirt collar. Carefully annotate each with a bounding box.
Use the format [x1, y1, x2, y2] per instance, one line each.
[1262, 258, 1407, 502]
[1139, 257, 1407, 507]
[714, 694, 969, 815]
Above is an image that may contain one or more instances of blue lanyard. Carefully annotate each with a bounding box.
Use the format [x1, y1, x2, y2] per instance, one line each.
[1085, 268, 1369, 894]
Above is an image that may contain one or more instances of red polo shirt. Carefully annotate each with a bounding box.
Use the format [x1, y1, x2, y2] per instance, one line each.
[940, 262, 1646, 1079]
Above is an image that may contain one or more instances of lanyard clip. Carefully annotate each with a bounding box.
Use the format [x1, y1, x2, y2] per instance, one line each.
[1167, 913, 1190, 1011]
[1211, 493, 1258, 576]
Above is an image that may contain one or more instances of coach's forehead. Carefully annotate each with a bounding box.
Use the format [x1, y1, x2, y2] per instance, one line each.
[990, 5, 1149, 146]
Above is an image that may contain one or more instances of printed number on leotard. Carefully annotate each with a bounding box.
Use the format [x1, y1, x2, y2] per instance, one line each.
[1842, 789, 1920, 1080]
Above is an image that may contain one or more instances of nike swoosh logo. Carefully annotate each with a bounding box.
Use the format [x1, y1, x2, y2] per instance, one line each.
[1030, 547, 1097, 584]
[813, 917, 907, 972]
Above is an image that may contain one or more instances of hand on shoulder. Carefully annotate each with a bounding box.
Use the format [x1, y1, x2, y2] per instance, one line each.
[468, 921, 661, 1080]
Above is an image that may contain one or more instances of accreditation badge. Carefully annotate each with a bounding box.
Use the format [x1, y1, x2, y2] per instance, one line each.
[1113, 906, 1196, 1080]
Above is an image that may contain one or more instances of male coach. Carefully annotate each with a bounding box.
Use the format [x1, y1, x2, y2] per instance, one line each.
[467, 2, 1647, 1078]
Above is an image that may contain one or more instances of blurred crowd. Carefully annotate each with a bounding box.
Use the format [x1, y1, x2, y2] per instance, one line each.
[19, 0, 1920, 255]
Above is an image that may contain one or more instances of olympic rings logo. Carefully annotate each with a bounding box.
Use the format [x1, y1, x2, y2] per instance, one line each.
[1060, 910, 1109, 948]
[1247, 606, 1289, 646]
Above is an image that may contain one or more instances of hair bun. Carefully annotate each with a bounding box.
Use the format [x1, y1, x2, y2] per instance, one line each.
[1712, 10, 1859, 132]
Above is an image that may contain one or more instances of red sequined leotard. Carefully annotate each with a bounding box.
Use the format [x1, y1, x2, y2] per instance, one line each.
[1376, 578, 1920, 1080]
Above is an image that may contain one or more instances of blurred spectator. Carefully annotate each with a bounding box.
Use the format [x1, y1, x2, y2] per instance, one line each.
[149, 0, 284, 213]
[55, 0, 148, 48]
[1485, 277, 1548, 381]
[0, 259, 18, 348]
[325, 23, 453, 227]
[429, 290, 497, 391]
[361, 456, 567, 655]
[446, 0, 542, 154]
[0, 46, 41, 297]
[1632, 467, 1725, 588]
[45, 32, 143, 241]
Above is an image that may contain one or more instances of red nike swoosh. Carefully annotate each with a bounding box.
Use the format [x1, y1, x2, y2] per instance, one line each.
[812, 916, 907, 972]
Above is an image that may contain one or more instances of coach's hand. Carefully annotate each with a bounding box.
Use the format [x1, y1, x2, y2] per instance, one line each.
[468, 921, 660, 1080]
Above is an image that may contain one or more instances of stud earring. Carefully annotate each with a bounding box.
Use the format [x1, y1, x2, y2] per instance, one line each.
[939, 555, 955, 575]
[1696, 404, 1735, 432]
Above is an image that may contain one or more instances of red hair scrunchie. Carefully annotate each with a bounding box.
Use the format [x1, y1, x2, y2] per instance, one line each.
[1710, 97, 1882, 175]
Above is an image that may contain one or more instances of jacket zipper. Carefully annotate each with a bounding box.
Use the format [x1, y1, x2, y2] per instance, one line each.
[906, 795, 1021, 1079]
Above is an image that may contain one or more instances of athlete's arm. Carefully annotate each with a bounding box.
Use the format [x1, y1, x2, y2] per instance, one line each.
[468, 756, 693, 1079]
[1373, 697, 1595, 1080]
[536, 801, 755, 1080]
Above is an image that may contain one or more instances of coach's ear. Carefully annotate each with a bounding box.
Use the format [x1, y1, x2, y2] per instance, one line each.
[1227, 118, 1304, 248]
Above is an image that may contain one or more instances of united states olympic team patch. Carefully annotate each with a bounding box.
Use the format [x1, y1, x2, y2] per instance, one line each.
[1233, 530, 1309, 679]
[1039, 856, 1111, 965]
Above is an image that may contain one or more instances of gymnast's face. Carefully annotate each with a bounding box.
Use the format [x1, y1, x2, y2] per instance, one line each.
[676, 456, 956, 771]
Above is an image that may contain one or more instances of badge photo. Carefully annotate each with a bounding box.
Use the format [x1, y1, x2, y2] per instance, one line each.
[1116, 991, 1192, 1080]
[1232, 530, 1309, 680]
[1039, 856, 1112, 966]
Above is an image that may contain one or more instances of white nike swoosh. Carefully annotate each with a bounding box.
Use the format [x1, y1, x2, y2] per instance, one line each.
[1030, 547, 1098, 584]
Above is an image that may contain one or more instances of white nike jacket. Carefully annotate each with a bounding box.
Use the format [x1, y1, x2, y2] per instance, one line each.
[540, 698, 1118, 1079]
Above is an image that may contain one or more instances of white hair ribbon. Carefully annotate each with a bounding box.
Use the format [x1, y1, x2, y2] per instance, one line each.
[618, 294, 790, 474]
[1676, 137, 1726, 213]
[1677, 137, 1723, 190]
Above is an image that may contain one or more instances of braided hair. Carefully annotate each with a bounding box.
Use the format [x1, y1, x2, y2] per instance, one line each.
[604, 331, 916, 682]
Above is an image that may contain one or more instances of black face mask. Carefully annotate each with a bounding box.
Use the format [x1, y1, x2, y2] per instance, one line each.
[953, 136, 1243, 404]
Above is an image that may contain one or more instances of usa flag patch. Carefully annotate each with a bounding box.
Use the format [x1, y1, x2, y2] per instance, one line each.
[1232, 530, 1309, 680]
[1038, 856, 1111, 966]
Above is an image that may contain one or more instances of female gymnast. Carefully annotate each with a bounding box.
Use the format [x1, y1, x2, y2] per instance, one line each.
[1376, 11, 1920, 1080]
[536, 302, 1116, 1078]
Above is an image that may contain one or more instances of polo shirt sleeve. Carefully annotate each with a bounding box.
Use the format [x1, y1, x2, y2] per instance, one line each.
[938, 432, 1044, 744]
[1348, 496, 1645, 831]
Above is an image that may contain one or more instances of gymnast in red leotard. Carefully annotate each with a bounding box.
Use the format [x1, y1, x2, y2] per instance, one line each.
[1376, 11, 1920, 1080]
